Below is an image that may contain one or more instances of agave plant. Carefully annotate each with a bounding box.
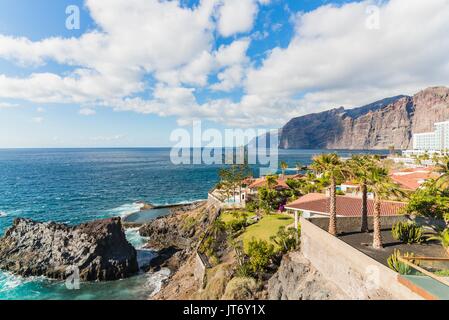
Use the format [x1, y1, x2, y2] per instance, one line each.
[427, 229, 449, 255]
[387, 249, 419, 275]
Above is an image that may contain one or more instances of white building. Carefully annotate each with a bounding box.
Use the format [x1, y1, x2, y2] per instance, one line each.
[407, 120, 449, 154]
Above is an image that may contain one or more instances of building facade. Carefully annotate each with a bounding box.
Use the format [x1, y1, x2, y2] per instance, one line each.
[412, 120, 449, 152]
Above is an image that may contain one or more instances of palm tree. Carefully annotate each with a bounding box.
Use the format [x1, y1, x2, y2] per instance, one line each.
[266, 175, 277, 189]
[347, 155, 377, 233]
[367, 166, 403, 249]
[435, 156, 449, 190]
[280, 161, 288, 178]
[310, 153, 347, 236]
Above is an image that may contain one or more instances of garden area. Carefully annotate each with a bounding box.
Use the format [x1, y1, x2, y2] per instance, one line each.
[219, 210, 294, 251]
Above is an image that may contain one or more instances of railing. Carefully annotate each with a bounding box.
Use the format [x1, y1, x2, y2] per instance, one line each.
[398, 256, 449, 287]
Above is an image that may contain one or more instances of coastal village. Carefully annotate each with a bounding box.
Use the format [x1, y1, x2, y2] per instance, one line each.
[2, 119, 449, 300]
[180, 121, 449, 300]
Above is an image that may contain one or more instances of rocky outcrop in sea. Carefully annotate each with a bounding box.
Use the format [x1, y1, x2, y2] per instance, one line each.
[0, 217, 138, 281]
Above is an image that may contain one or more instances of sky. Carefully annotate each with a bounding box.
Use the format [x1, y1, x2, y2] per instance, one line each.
[0, 0, 448, 148]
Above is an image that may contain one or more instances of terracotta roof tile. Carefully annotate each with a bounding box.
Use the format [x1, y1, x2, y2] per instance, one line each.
[286, 193, 406, 217]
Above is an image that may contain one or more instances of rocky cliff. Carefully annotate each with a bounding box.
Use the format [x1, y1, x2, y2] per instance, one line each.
[267, 252, 347, 300]
[0, 217, 138, 281]
[279, 87, 449, 150]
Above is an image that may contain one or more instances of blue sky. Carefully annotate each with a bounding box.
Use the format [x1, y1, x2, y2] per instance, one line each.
[0, 0, 447, 147]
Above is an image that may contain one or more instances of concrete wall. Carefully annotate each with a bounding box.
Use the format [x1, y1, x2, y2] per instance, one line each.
[308, 215, 407, 234]
[300, 217, 423, 300]
[194, 252, 208, 288]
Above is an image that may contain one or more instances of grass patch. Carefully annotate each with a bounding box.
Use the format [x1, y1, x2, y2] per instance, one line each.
[240, 214, 294, 252]
[220, 211, 252, 225]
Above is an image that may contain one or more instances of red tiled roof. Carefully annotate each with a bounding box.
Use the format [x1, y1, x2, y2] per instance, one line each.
[248, 177, 290, 190]
[389, 170, 439, 190]
[285, 193, 406, 217]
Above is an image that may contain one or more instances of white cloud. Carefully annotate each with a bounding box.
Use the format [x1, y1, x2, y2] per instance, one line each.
[0, 102, 19, 108]
[79, 107, 96, 116]
[217, 0, 259, 37]
[32, 117, 44, 124]
[36, 107, 45, 112]
[0, 0, 449, 129]
[244, 0, 449, 120]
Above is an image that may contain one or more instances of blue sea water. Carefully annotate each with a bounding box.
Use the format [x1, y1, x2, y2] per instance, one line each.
[0, 148, 387, 300]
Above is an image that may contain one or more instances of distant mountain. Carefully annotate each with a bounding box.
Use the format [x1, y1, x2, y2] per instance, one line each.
[278, 87, 449, 150]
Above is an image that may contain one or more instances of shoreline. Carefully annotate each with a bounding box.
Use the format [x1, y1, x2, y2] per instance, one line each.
[122, 199, 207, 227]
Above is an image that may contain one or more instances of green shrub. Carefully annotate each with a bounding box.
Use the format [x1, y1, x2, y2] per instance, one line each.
[235, 263, 253, 278]
[245, 201, 259, 213]
[427, 228, 449, 250]
[182, 216, 196, 231]
[246, 238, 275, 276]
[270, 226, 299, 254]
[391, 221, 424, 244]
[387, 249, 419, 275]
[434, 269, 449, 277]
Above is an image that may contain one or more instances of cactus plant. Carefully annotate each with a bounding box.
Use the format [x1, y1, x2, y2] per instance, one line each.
[391, 221, 424, 244]
[387, 249, 419, 275]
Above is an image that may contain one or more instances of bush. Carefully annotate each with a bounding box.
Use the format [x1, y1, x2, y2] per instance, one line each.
[235, 263, 253, 278]
[246, 239, 275, 276]
[245, 201, 259, 213]
[427, 228, 449, 252]
[387, 249, 419, 275]
[226, 218, 247, 233]
[391, 221, 424, 244]
[270, 226, 299, 254]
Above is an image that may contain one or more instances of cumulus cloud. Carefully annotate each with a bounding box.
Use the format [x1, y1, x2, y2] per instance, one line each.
[245, 0, 449, 117]
[216, 0, 259, 37]
[0, 102, 19, 109]
[0, 0, 449, 128]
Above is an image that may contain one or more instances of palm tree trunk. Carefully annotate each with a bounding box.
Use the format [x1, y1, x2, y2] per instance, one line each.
[372, 198, 383, 249]
[328, 177, 337, 236]
[361, 183, 368, 233]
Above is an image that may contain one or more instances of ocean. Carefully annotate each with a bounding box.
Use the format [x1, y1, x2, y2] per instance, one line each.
[0, 148, 387, 300]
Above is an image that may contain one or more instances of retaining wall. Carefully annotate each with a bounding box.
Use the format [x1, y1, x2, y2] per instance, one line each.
[300, 217, 423, 300]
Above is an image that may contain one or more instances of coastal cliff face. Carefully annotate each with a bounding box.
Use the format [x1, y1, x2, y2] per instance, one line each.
[0, 217, 138, 281]
[279, 87, 449, 150]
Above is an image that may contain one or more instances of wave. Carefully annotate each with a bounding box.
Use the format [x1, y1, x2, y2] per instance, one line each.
[0, 211, 6, 218]
[104, 202, 144, 218]
[146, 268, 171, 297]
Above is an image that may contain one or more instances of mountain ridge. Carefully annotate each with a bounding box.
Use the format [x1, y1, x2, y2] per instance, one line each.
[278, 86, 449, 150]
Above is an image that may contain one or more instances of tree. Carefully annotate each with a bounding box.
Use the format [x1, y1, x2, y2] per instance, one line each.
[347, 155, 378, 233]
[266, 175, 277, 190]
[280, 161, 288, 178]
[367, 166, 404, 249]
[434, 156, 449, 190]
[310, 153, 348, 236]
[404, 179, 449, 222]
[246, 239, 275, 277]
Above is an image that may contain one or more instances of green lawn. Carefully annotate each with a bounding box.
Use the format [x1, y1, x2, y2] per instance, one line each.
[240, 214, 294, 252]
[219, 210, 251, 225]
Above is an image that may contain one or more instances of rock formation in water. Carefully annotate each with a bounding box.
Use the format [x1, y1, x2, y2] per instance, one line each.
[0, 217, 138, 281]
[279, 87, 449, 150]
